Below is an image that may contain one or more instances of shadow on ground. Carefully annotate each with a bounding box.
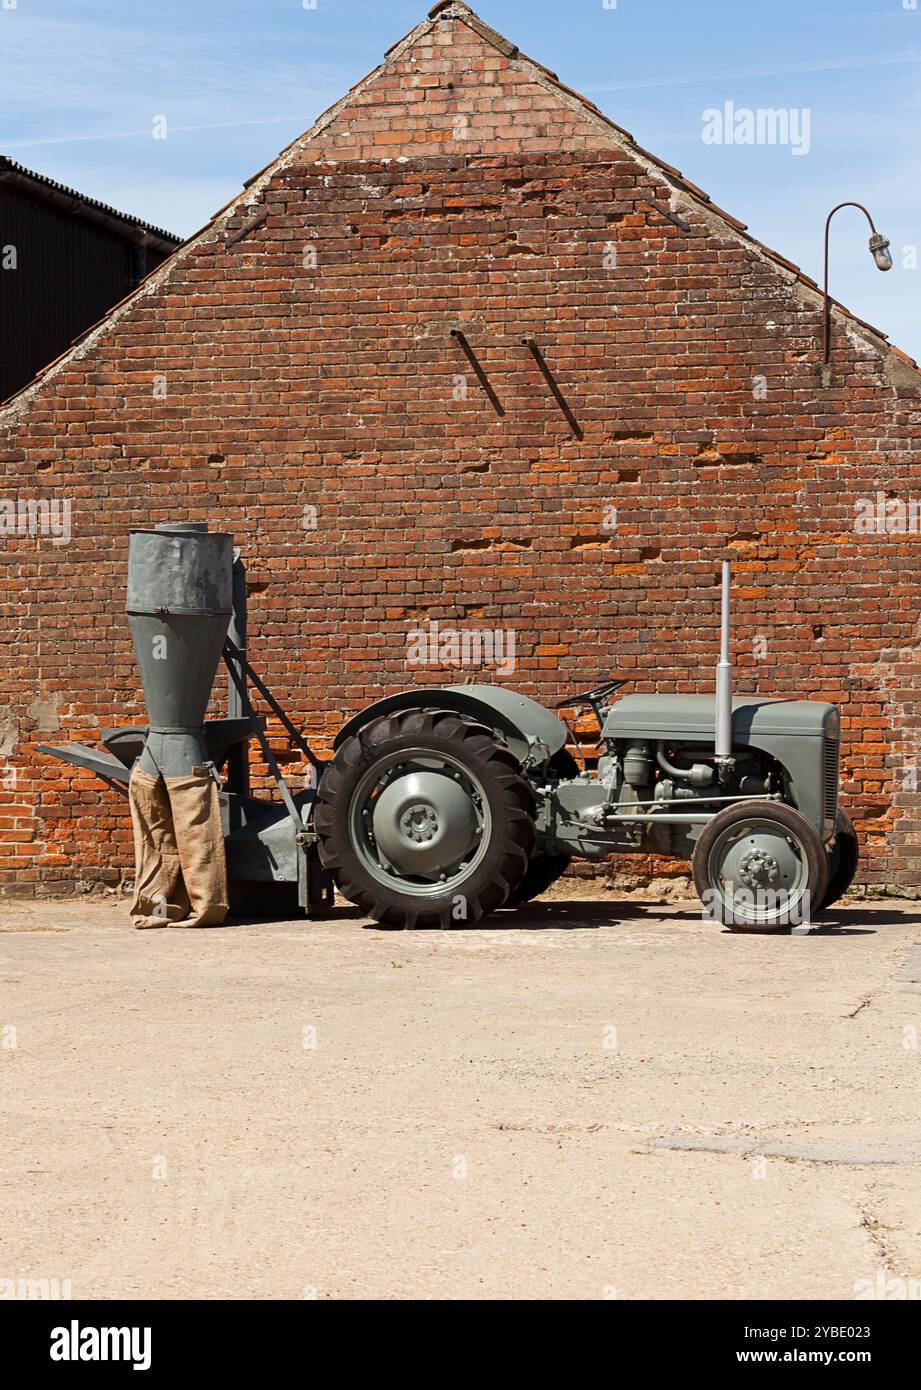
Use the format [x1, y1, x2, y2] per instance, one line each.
[223, 898, 918, 934]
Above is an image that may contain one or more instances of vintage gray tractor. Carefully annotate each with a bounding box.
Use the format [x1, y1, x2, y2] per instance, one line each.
[41, 524, 857, 932]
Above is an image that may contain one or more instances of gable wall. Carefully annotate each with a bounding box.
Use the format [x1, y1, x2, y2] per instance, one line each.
[296, 16, 614, 160]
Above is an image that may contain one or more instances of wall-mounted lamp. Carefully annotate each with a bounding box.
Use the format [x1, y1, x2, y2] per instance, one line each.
[823, 201, 892, 366]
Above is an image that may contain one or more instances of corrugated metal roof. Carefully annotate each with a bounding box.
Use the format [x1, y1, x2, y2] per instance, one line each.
[0, 156, 181, 249]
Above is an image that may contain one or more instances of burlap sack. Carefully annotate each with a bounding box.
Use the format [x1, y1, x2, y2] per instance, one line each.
[165, 770, 228, 928]
[128, 766, 228, 930]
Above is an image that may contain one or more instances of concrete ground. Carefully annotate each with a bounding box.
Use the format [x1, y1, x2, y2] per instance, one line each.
[1, 889, 920, 1301]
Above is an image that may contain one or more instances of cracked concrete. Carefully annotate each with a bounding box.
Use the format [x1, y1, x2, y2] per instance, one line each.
[641, 1136, 921, 1166]
[0, 891, 919, 1299]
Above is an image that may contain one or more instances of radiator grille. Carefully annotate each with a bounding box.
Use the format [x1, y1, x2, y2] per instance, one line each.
[823, 736, 840, 827]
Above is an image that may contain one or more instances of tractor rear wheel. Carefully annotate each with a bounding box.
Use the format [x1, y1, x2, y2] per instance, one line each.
[315, 709, 535, 929]
[692, 801, 829, 932]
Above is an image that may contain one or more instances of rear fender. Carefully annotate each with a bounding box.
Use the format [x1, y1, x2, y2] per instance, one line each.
[333, 685, 568, 767]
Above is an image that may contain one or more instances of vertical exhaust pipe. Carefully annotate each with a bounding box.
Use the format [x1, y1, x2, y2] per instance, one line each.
[714, 560, 733, 764]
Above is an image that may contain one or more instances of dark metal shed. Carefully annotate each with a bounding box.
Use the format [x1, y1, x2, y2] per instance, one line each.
[0, 158, 181, 403]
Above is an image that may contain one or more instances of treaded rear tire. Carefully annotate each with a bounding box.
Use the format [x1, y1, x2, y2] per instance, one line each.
[315, 709, 535, 929]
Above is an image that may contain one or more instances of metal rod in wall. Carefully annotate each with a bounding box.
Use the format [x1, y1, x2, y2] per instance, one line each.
[449, 330, 505, 417]
[521, 337, 583, 439]
[639, 198, 691, 233]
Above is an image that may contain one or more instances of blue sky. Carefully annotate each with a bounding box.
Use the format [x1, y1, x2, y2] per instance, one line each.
[2, 0, 919, 356]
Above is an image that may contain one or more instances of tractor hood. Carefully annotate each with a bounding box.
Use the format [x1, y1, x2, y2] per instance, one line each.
[603, 695, 839, 742]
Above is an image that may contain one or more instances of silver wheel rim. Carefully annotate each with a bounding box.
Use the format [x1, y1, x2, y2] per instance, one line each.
[707, 817, 811, 926]
[349, 747, 492, 897]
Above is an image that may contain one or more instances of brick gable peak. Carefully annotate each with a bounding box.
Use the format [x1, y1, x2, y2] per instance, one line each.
[2, 1, 917, 420]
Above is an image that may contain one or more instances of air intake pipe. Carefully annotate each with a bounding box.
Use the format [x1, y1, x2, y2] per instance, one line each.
[127, 522, 233, 778]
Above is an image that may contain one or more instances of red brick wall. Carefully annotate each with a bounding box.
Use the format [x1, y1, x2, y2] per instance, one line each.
[2, 5, 920, 897]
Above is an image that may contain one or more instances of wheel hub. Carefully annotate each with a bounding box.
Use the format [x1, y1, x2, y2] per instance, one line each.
[737, 847, 780, 889]
[401, 804, 439, 844]
[709, 818, 810, 926]
[371, 769, 480, 880]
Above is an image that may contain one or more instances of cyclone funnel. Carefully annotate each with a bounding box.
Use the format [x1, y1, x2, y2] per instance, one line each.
[127, 523, 233, 778]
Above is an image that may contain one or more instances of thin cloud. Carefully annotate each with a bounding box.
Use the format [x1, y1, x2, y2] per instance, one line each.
[4, 115, 313, 151]
[584, 50, 921, 93]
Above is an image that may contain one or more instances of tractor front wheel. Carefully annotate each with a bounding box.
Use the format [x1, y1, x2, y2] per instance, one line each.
[315, 709, 535, 929]
[692, 801, 829, 932]
[820, 808, 859, 910]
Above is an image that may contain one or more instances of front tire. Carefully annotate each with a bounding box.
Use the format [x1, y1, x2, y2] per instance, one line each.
[820, 808, 859, 909]
[315, 709, 535, 929]
[692, 801, 829, 932]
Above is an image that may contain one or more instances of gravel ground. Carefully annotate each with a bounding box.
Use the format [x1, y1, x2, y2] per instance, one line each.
[1, 889, 920, 1301]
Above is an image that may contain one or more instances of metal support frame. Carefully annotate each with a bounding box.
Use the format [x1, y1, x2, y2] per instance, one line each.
[221, 648, 307, 835]
[223, 638, 324, 775]
[220, 644, 333, 915]
[607, 792, 782, 812]
[225, 551, 250, 797]
[714, 560, 733, 765]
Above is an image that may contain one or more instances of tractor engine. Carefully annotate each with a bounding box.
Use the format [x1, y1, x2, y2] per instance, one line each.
[534, 688, 840, 891]
[597, 736, 776, 858]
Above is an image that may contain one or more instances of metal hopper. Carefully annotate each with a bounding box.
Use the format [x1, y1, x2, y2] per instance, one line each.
[126, 522, 233, 778]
